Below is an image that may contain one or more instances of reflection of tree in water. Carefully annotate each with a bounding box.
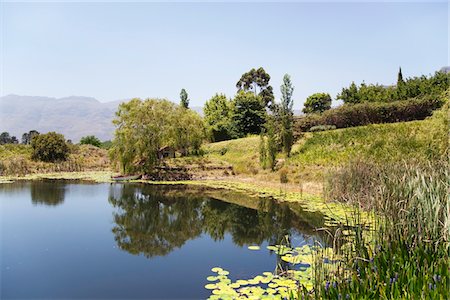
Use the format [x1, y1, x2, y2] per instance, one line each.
[109, 184, 326, 258]
[109, 184, 204, 257]
[31, 181, 66, 206]
[202, 198, 295, 247]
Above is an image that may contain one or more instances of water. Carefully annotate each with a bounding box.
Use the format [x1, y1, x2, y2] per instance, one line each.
[0, 181, 327, 299]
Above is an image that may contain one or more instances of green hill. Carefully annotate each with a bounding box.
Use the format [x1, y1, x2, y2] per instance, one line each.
[203, 104, 448, 183]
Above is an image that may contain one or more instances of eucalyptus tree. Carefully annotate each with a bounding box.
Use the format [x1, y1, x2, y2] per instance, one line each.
[236, 67, 274, 107]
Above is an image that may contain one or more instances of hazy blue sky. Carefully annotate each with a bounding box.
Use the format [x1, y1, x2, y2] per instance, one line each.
[1, 1, 448, 108]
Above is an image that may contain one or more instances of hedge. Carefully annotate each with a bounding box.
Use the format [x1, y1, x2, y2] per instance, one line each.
[294, 96, 446, 133]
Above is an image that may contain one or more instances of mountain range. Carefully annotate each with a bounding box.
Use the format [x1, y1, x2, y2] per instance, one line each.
[0, 95, 204, 142]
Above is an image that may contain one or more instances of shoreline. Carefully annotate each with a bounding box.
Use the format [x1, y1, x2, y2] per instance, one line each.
[0, 170, 371, 226]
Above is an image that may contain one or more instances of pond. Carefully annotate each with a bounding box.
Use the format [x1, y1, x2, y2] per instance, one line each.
[0, 181, 329, 299]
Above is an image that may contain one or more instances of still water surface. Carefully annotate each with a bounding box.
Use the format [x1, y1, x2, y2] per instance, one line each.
[1, 181, 326, 299]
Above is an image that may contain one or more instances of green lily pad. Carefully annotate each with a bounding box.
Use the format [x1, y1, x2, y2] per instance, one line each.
[205, 283, 217, 290]
[211, 267, 223, 273]
[206, 276, 218, 282]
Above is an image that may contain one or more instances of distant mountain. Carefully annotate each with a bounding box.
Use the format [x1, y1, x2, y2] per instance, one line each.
[440, 66, 450, 74]
[0, 95, 303, 142]
[0, 95, 124, 142]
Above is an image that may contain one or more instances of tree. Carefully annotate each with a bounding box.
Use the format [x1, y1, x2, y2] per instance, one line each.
[337, 82, 360, 104]
[180, 88, 189, 109]
[232, 91, 267, 136]
[31, 132, 69, 162]
[21, 130, 39, 145]
[280, 74, 294, 156]
[203, 94, 236, 142]
[0, 132, 19, 144]
[110, 98, 204, 174]
[80, 135, 102, 147]
[236, 67, 274, 107]
[303, 93, 332, 114]
[259, 130, 267, 169]
[266, 118, 277, 171]
[397, 67, 404, 86]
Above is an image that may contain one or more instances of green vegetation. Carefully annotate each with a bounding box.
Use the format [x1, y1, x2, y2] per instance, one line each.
[31, 132, 69, 162]
[302, 93, 332, 114]
[0, 144, 109, 176]
[0, 132, 19, 144]
[80, 135, 102, 147]
[180, 88, 189, 108]
[279, 74, 295, 156]
[232, 91, 267, 136]
[109, 98, 204, 174]
[236, 67, 274, 107]
[204, 94, 237, 142]
[295, 95, 445, 132]
[21, 130, 39, 145]
[337, 69, 449, 104]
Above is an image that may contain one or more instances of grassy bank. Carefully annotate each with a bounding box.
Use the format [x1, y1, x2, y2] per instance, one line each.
[0, 144, 110, 176]
[202, 105, 447, 185]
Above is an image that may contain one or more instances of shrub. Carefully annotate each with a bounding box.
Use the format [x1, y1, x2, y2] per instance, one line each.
[31, 132, 70, 162]
[302, 93, 332, 114]
[80, 135, 102, 147]
[309, 125, 336, 132]
[294, 96, 445, 132]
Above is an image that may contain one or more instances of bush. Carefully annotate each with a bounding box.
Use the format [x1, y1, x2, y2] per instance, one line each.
[294, 96, 445, 132]
[309, 125, 336, 132]
[31, 132, 70, 162]
[80, 135, 102, 147]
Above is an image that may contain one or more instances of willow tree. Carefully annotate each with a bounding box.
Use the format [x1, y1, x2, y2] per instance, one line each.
[110, 98, 204, 174]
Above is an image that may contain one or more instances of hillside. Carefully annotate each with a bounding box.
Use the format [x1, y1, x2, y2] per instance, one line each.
[0, 95, 205, 142]
[203, 105, 448, 186]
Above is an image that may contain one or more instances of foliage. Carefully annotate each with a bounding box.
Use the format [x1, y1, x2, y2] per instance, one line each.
[266, 118, 277, 171]
[280, 74, 295, 156]
[110, 98, 204, 174]
[0, 132, 18, 144]
[302, 93, 332, 114]
[100, 140, 112, 150]
[232, 91, 267, 136]
[180, 88, 189, 109]
[0, 144, 109, 176]
[79, 135, 102, 147]
[309, 125, 336, 132]
[203, 94, 236, 142]
[31, 132, 69, 162]
[309, 159, 450, 299]
[236, 67, 274, 107]
[337, 70, 449, 104]
[21, 130, 39, 145]
[259, 132, 267, 169]
[295, 95, 446, 132]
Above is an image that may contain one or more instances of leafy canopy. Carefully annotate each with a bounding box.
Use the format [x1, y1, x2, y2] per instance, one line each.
[303, 93, 332, 114]
[236, 67, 274, 107]
[80, 135, 102, 147]
[232, 91, 267, 136]
[31, 131, 69, 162]
[203, 94, 236, 142]
[110, 98, 204, 174]
[180, 88, 189, 109]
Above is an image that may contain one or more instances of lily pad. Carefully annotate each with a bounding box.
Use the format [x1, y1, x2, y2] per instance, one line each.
[205, 283, 217, 290]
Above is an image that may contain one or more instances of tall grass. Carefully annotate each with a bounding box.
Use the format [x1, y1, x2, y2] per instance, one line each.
[300, 159, 450, 299]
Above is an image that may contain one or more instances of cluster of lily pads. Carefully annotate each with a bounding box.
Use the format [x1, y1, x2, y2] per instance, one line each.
[205, 244, 336, 299]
